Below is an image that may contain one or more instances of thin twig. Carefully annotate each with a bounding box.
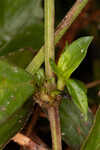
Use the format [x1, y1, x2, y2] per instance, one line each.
[31, 133, 49, 149]
[20, 106, 41, 150]
[12, 133, 48, 150]
[86, 80, 100, 88]
[26, 106, 40, 136]
[55, 0, 89, 43]
[56, 0, 100, 58]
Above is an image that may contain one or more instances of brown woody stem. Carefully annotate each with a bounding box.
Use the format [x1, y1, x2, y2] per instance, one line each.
[48, 106, 62, 150]
[86, 80, 100, 89]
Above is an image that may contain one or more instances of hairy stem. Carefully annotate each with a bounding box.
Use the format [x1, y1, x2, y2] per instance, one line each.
[26, 0, 89, 75]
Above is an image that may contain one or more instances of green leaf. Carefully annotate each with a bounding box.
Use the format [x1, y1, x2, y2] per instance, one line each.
[0, 60, 34, 124]
[0, 49, 34, 68]
[51, 36, 93, 81]
[81, 106, 100, 150]
[74, 79, 87, 94]
[66, 79, 88, 121]
[34, 68, 45, 87]
[0, 100, 34, 149]
[49, 58, 61, 77]
[0, 0, 44, 56]
[59, 97, 93, 150]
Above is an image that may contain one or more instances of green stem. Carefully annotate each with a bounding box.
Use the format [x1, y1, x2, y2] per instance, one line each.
[57, 78, 65, 91]
[44, 0, 62, 150]
[26, 0, 89, 75]
[45, 0, 55, 78]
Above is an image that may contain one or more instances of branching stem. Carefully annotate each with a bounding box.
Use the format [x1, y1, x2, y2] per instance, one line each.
[25, 1, 89, 150]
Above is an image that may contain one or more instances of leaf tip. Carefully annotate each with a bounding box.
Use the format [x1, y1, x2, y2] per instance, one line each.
[83, 36, 94, 47]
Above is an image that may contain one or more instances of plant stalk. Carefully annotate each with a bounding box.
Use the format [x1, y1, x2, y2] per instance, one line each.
[44, 0, 62, 150]
[45, 0, 54, 78]
[26, 0, 89, 75]
[57, 78, 65, 91]
[48, 106, 62, 150]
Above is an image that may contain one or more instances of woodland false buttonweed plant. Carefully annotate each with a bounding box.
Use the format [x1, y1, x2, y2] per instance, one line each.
[0, 0, 98, 150]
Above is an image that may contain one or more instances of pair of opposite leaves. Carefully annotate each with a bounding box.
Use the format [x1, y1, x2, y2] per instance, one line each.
[0, 36, 93, 148]
[50, 36, 93, 121]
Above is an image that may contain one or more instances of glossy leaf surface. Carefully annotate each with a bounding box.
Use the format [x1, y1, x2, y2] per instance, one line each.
[50, 37, 93, 81]
[57, 36, 93, 80]
[0, 100, 34, 149]
[0, 49, 35, 68]
[81, 107, 100, 150]
[66, 79, 88, 120]
[0, 0, 43, 55]
[60, 97, 93, 150]
[0, 60, 34, 124]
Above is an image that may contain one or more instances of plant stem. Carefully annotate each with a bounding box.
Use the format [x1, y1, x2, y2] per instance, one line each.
[48, 106, 62, 150]
[86, 80, 100, 89]
[26, 106, 40, 136]
[45, 0, 55, 78]
[57, 78, 65, 91]
[44, 0, 62, 150]
[26, 0, 89, 75]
